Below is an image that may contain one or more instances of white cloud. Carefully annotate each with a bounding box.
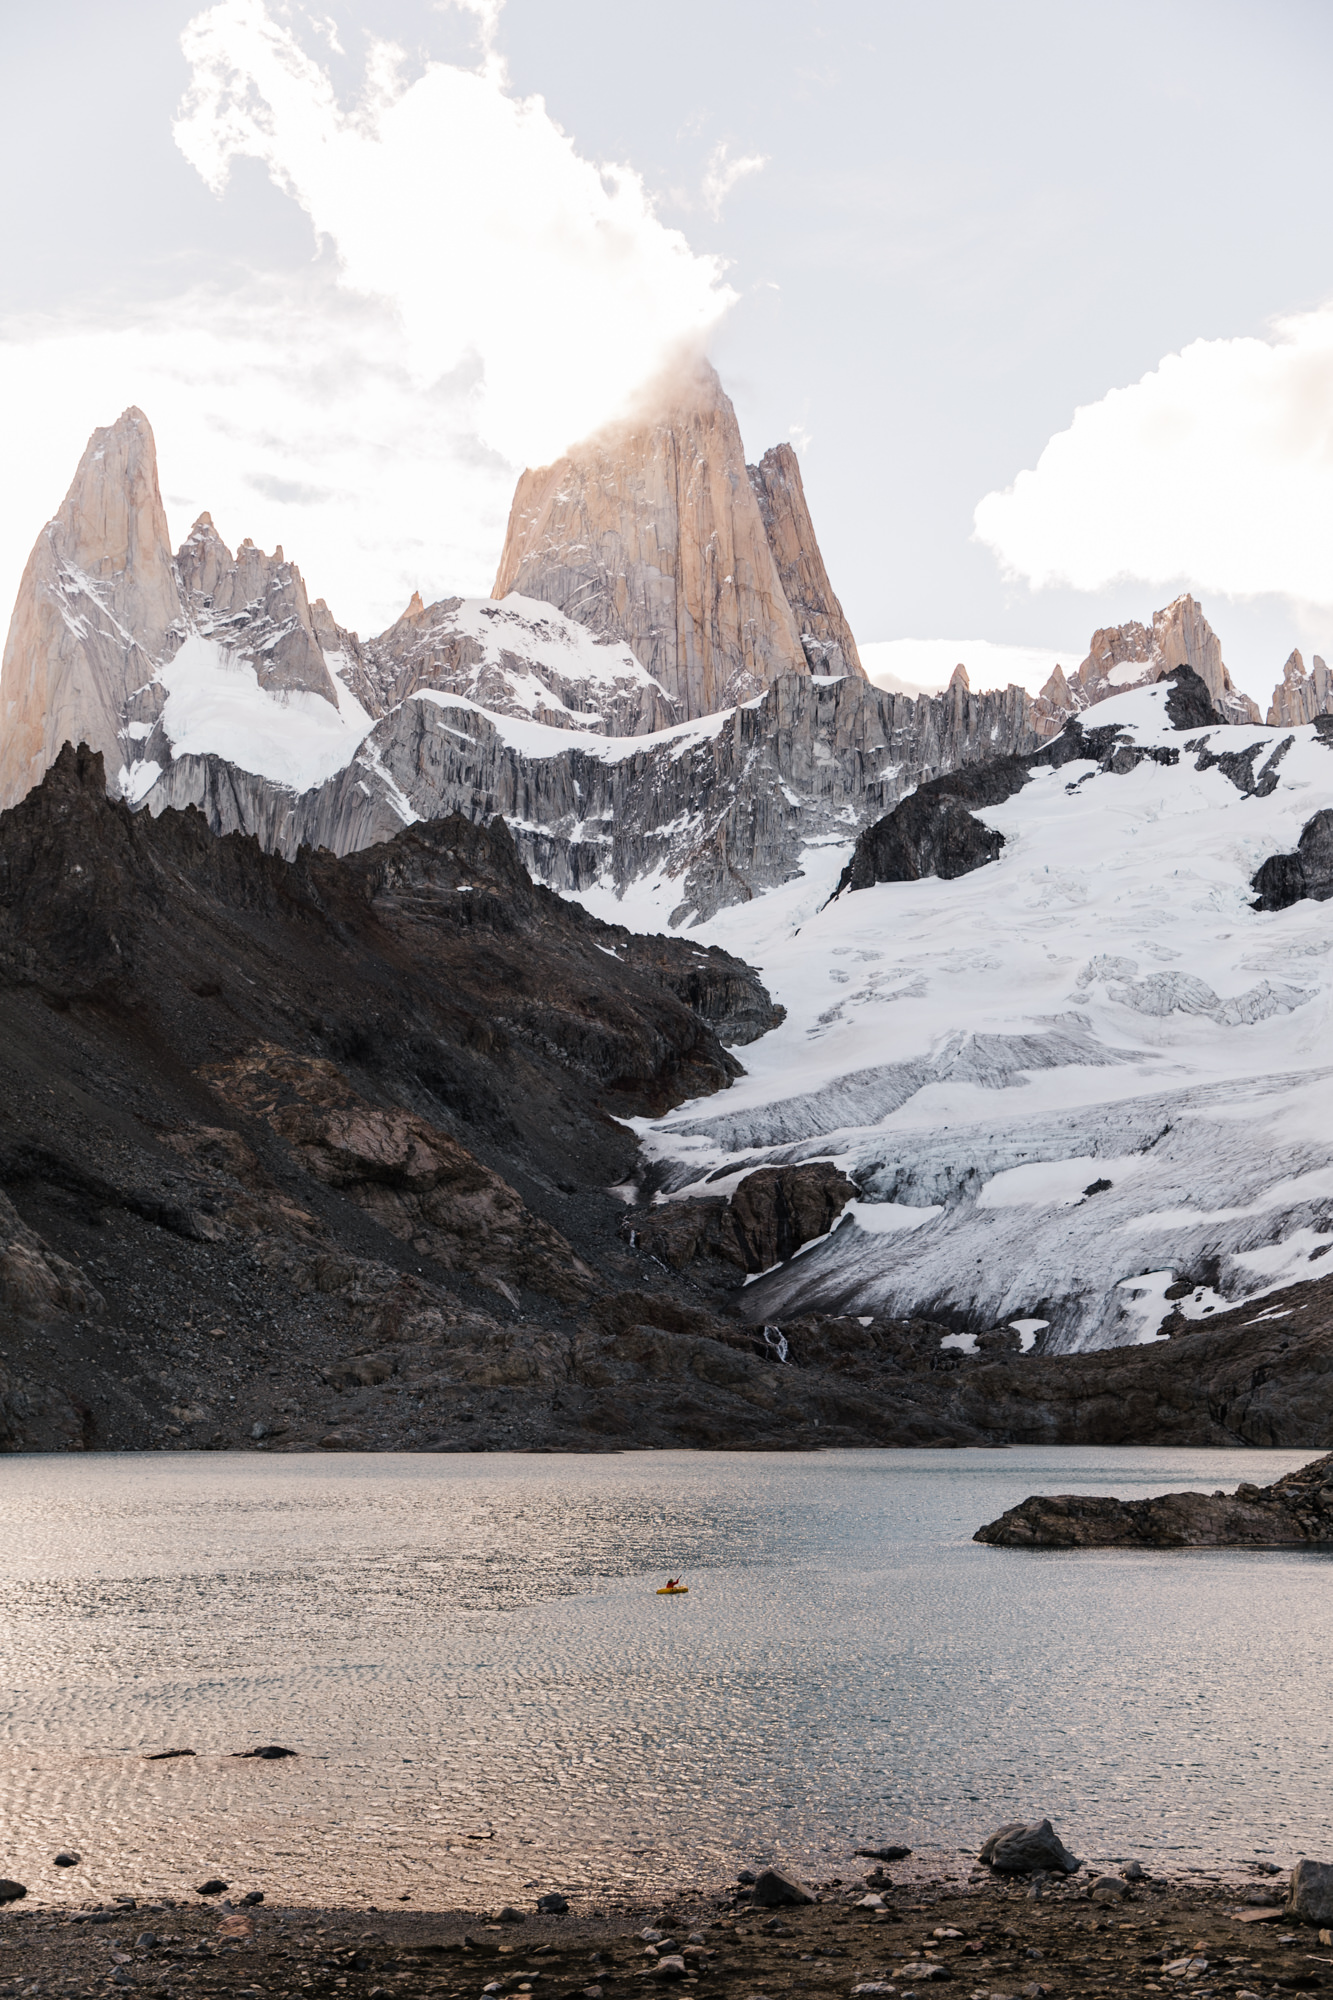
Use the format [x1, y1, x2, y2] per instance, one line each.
[173, 0, 735, 466]
[701, 142, 767, 221]
[0, 275, 514, 639]
[974, 304, 1333, 611]
[0, 0, 740, 643]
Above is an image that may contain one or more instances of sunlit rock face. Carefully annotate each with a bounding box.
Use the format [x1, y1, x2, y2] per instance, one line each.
[1032, 594, 1261, 730]
[0, 408, 183, 809]
[745, 442, 863, 678]
[1268, 648, 1333, 728]
[491, 359, 864, 718]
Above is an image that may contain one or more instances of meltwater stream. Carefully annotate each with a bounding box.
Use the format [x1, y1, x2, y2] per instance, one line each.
[0, 1447, 1327, 1907]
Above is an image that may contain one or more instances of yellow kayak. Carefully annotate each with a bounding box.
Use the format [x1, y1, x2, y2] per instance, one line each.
[656, 1585, 689, 1595]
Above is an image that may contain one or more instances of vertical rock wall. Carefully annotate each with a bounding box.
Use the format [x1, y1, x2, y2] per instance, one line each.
[491, 361, 855, 718]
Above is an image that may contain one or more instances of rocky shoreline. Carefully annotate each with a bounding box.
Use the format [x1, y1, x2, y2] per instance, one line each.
[974, 1451, 1333, 1548]
[2, 1848, 1332, 2000]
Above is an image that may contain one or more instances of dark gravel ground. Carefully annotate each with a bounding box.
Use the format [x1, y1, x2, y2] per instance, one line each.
[0, 1872, 1326, 2000]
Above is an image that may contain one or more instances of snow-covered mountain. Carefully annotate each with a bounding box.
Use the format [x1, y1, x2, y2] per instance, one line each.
[616, 680, 1333, 1349]
[7, 392, 1333, 1360]
[0, 403, 1047, 920]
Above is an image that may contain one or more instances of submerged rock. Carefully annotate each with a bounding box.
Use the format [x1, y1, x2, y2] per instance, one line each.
[974, 1452, 1333, 1547]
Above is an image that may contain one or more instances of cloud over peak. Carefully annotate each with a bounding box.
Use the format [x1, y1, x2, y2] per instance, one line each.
[173, 0, 737, 466]
[975, 304, 1333, 613]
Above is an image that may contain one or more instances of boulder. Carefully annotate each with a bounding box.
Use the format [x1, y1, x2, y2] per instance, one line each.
[0, 1881, 25, 1903]
[1288, 1859, 1333, 1925]
[979, 1820, 1081, 1875]
[749, 1866, 816, 1908]
[536, 1892, 569, 1915]
[194, 1879, 228, 1897]
[1090, 1874, 1127, 1901]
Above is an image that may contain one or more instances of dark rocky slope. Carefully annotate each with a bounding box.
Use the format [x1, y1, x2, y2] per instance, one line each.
[975, 1449, 1333, 1548]
[6, 745, 1333, 1456]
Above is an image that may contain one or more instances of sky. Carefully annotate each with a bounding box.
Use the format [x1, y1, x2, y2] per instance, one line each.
[5, 0, 1333, 705]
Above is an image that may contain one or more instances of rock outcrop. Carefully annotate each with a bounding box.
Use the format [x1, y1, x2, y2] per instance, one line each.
[1250, 806, 1333, 911]
[1267, 648, 1333, 728]
[979, 1821, 1081, 1875]
[974, 1451, 1333, 1548]
[830, 779, 1009, 897]
[491, 359, 864, 716]
[626, 1161, 858, 1282]
[174, 515, 339, 703]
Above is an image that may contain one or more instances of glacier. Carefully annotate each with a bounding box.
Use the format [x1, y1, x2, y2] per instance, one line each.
[609, 683, 1333, 1350]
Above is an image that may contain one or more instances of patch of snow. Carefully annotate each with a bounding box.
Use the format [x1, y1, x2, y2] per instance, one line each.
[1008, 1317, 1050, 1351]
[977, 1156, 1141, 1210]
[118, 759, 163, 804]
[841, 1199, 944, 1234]
[412, 688, 737, 765]
[157, 633, 376, 791]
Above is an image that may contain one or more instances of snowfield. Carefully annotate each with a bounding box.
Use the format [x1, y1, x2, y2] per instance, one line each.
[599, 684, 1333, 1350]
[152, 633, 377, 793]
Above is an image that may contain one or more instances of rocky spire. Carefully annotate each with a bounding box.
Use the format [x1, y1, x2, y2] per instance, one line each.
[1267, 648, 1333, 727]
[0, 407, 183, 809]
[0, 411, 349, 814]
[491, 358, 864, 719]
[746, 443, 863, 676]
[1035, 594, 1261, 729]
[175, 529, 339, 704]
